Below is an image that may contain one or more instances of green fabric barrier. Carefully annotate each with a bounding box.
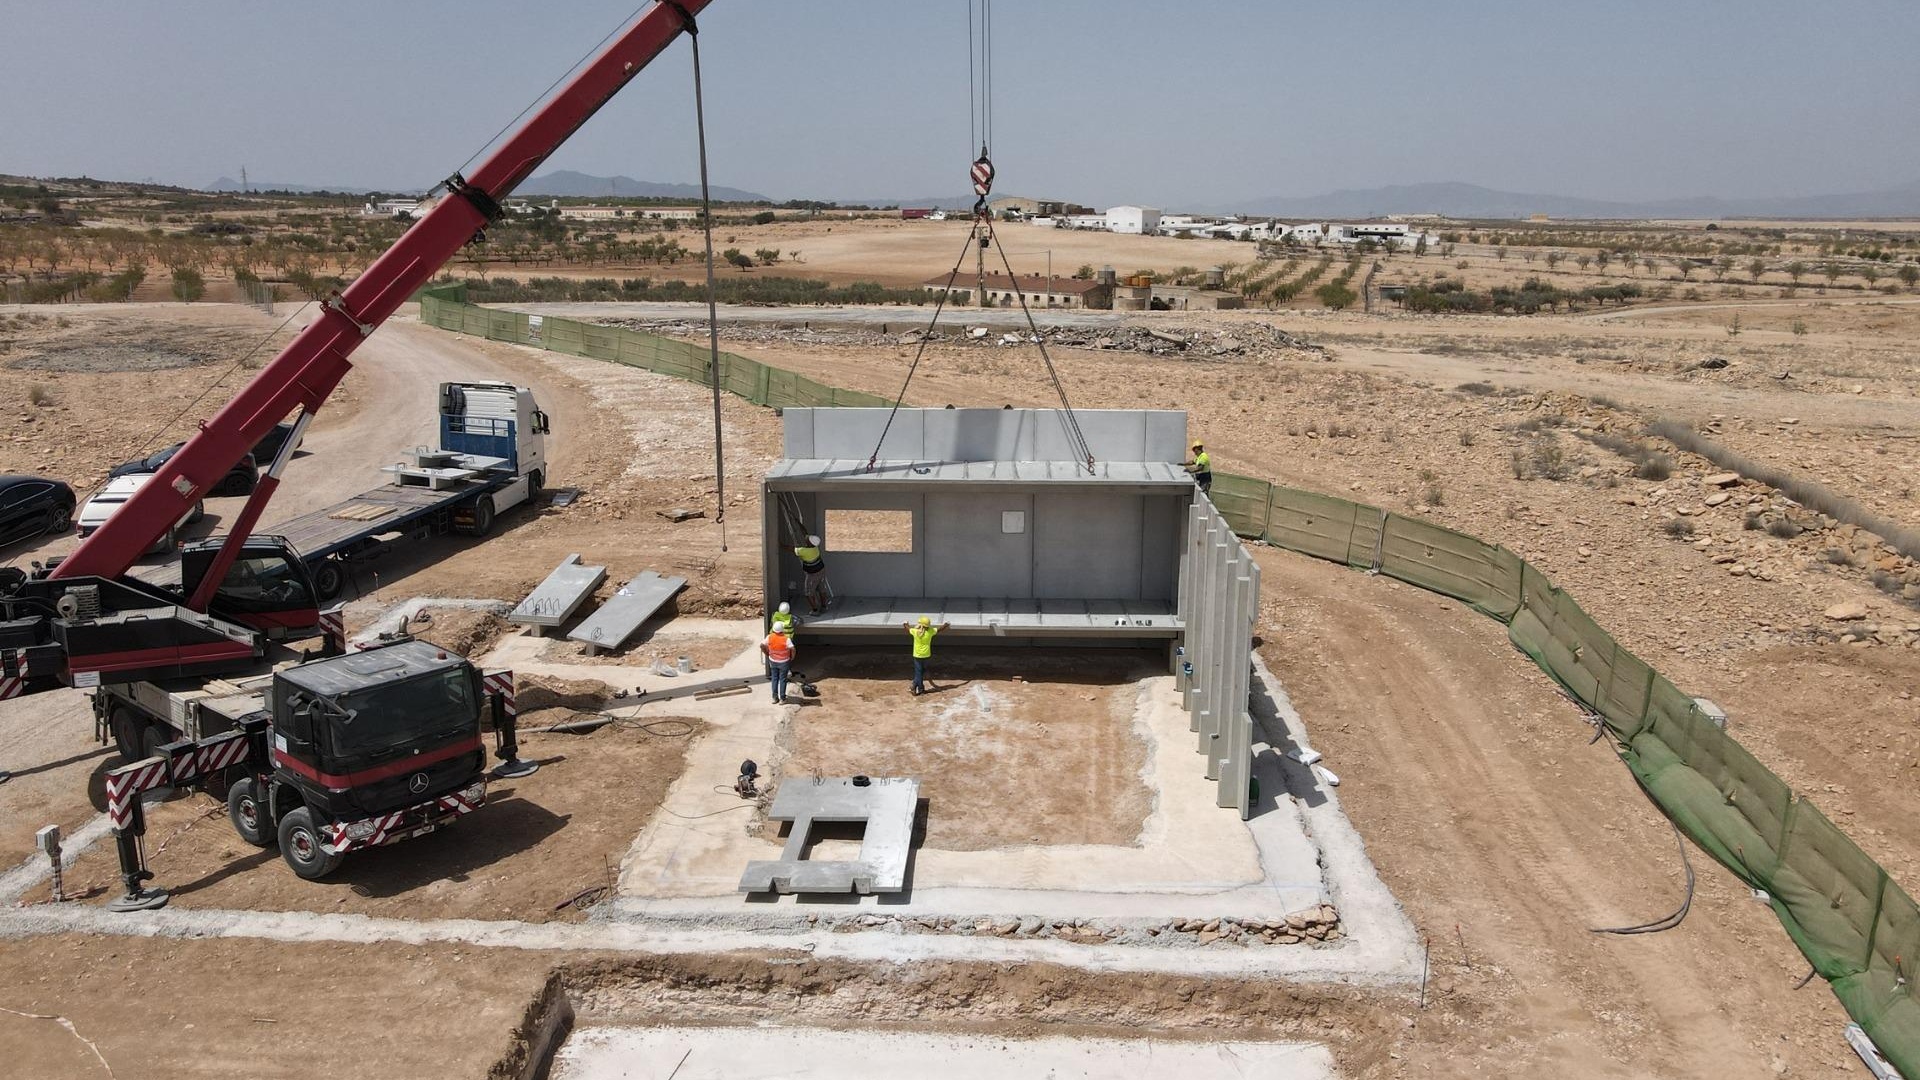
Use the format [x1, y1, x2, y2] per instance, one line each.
[1377, 513, 1515, 616]
[1266, 488, 1374, 567]
[414, 289, 1920, 1076]
[1772, 801, 1882, 978]
[543, 317, 586, 356]
[1208, 474, 1272, 537]
[1835, 881, 1920, 1079]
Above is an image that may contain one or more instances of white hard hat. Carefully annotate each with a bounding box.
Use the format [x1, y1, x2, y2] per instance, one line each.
[808, 535, 820, 546]
[778, 602, 790, 614]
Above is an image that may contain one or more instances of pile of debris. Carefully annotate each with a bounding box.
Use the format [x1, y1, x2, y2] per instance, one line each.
[601, 318, 1323, 360]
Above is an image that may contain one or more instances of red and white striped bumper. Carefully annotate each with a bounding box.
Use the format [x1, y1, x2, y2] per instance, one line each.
[323, 781, 487, 855]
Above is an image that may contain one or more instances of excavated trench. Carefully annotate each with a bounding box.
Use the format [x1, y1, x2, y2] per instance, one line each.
[489, 952, 1411, 1080]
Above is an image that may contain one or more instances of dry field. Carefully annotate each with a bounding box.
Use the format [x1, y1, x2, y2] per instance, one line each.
[3, 223, 1920, 1078]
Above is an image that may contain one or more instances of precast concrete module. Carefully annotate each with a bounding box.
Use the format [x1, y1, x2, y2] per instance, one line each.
[761, 407, 1260, 816]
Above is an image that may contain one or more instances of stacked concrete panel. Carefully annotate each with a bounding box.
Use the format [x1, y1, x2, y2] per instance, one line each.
[1178, 495, 1260, 819]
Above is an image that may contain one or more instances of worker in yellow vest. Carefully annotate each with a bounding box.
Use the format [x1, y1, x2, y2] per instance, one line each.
[794, 534, 830, 614]
[770, 601, 796, 636]
[1184, 441, 1213, 494]
[760, 628, 795, 704]
[901, 615, 950, 696]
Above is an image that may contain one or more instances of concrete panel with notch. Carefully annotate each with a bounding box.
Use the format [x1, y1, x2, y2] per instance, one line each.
[739, 777, 919, 895]
[509, 554, 607, 634]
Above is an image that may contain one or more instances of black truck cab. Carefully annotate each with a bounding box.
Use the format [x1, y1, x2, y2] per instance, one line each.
[247, 639, 489, 878]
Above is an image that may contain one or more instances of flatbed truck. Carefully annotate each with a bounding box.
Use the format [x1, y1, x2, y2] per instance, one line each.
[138, 380, 550, 602]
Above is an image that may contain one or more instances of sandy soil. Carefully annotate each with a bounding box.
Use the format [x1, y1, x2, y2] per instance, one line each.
[1254, 548, 1860, 1079]
[0, 934, 547, 1080]
[536, 632, 752, 672]
[0, 689, 111, 874]
[20, 714, 701, 923]
[771, 649, 1154, 851]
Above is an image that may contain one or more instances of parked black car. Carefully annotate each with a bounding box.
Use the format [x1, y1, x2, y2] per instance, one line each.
[108, 444, 258, 496]
[105, 421, 298, 497]
[248, 420, 300, 465]
[0, 474, 77, 548]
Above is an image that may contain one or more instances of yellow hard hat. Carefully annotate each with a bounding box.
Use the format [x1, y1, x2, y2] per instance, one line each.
[1191, 441, 1203, 450]
[917, 616, 931, 627]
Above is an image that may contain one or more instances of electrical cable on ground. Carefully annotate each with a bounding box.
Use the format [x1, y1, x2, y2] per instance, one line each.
[522, 711, 697, 737]
[1589, 816, 1695, 935]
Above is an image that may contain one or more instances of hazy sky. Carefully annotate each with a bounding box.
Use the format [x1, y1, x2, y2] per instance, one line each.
[5, 0, 1918, 208]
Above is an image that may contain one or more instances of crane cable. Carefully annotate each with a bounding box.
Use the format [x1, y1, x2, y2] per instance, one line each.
[868, 0, 1096, 472]
[669, 1, 728, 552]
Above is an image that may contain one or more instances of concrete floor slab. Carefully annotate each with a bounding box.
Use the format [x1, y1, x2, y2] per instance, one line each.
[551, 1026, 1338, 1080]
[612, 654, 1325, 922]
[740, 776, 919, 894]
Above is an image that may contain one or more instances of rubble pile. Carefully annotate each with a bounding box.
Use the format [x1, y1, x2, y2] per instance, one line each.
[602, 318, 1323, 359]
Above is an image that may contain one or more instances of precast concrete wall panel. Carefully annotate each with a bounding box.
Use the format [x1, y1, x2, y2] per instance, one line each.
[782, 408, 1186, 463]
[1178, 495, 1258, 818]
[1033, 491, 1144, 600]
[1140, 495, 1181, 601]
[924, 492, 1035, 598]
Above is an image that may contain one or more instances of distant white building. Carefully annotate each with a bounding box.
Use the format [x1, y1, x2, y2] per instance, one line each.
[1284, 223, 1326, 243]
[552, 203, 625, 221]
[362, 199, 420, 218]
[1324, 222, 1433, 250]
[1064, 214, 1107, 231]
[1104, 205, 1161, 235]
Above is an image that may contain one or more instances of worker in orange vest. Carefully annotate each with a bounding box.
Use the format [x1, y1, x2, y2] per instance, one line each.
[760, 628, 795, 703]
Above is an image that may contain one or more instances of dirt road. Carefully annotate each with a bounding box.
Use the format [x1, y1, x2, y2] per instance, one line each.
[1254, 548, 1862, 1079]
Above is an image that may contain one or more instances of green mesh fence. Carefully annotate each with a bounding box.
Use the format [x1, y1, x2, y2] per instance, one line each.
[415, 284, 1917, 1075]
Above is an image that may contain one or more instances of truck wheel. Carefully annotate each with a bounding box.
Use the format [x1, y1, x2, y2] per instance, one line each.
[227, 778, 273, 847]
[527, 470, 544, 502]
[110, 707, 143, 762]
[310, 559, 345, 600]
[277, 807, 343, 880]
[462, 496, 496, 538]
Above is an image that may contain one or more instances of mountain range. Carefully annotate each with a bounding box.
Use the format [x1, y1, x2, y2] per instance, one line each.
[514, 170, 769, 202]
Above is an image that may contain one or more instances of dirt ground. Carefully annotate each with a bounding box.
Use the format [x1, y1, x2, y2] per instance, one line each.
[0, 934, 548, 1080]
[19, 713, 701, 923]
[0, 689, 112, 874]
[771, 650, 1154, 851]
[536, 631, 752, 672]
[1254, 548, 1862, 1079]
[5, 236, 1920, 1077]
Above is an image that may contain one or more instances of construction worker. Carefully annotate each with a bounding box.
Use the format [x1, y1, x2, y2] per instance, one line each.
[760, 626, 795, 704]
[770, 601, 796, 637]
[901, 615, 950, 696]
[794, 534, 831, 614]
[1184, 441, 1213, 494]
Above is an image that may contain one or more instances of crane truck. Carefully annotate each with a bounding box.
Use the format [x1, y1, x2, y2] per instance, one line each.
[0, 0, 714, 899]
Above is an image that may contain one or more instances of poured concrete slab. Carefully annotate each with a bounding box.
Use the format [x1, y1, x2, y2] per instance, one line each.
[568, 570, 687, 655]
[739, 777, 918, 895]
[551, 1027, 1337, 1080]
[509, 554, 607, 636]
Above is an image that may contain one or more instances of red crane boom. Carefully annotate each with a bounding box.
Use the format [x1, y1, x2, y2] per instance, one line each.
[52, 0, 712, 589]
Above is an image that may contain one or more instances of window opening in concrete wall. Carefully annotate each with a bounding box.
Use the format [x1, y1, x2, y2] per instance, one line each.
[1001, 510, 1026, 534]
[825, 509, 914, 553]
